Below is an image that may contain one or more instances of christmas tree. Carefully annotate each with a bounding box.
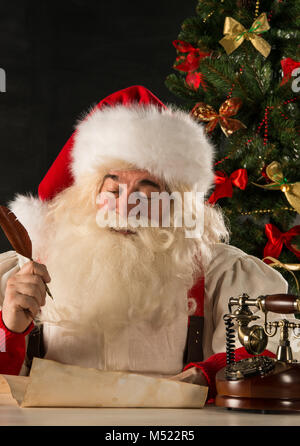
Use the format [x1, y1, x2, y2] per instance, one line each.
[165, 0, 300, 294]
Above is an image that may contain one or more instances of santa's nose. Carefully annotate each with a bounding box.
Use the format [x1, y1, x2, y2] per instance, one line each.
[116, 188, 137, 218]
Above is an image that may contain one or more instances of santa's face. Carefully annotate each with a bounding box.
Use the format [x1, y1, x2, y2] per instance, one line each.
[39, 166, 201, 338]
[96, 168, 168, 232]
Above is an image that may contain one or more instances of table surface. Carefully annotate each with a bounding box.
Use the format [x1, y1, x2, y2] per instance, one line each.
[1, 395, 300, 426]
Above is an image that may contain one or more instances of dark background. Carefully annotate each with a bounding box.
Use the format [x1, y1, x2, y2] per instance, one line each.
[0, 0, 197, 252]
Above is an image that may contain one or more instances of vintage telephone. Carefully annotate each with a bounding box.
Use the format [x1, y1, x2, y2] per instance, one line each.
[215, 293, 300, 412]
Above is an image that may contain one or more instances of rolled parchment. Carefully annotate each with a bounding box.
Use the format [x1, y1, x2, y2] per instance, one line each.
[1, 358, 208, 408]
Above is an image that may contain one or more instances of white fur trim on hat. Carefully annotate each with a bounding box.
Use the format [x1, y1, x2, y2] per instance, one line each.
[72, 104, 215, 194]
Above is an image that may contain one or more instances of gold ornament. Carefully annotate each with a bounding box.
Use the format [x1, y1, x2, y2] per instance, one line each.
[263, 256, 300, 293]
[219, 12, 271, 58]
[191, 97, 246, 137]
[203, 11, 214, 23]
[253, 161, 300, 214]
[255, 0, 260, 18]
[240, 206, 295, 216]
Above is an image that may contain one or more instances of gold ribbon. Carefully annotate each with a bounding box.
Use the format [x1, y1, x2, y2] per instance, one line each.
[219, 13, 271, 58]
[190, 97, 246, 137]
[263, 256, 300, 293]
[253, 161, 300, 214]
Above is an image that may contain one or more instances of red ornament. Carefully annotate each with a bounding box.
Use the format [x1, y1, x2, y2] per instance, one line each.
[280, 58, 300, 86]
[263, 224, 300, 260]
[173, 40, 211, 72]
[173, 40, 211, 91]
[207, 169, 248, 204]
[186, 72, 207, 90]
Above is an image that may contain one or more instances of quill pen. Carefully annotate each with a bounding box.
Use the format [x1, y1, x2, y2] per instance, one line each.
[0, 205, 53, 300]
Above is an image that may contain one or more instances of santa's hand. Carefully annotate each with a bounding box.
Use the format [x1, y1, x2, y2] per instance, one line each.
[169, 367, 208, 386]
[2, 260, 51, 333]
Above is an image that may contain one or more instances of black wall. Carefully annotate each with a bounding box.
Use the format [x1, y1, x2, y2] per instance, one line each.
[0, 0, 197, 252]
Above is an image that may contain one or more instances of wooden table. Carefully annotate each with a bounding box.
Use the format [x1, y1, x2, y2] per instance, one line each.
[1, 395, 300, 426]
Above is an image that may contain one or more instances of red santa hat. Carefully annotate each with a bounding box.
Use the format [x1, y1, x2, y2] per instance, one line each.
[9, 85, 215, 241]
[38, 85, 168, 201]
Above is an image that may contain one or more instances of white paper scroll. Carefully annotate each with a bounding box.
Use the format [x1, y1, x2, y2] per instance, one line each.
[0, 358, 208, 408]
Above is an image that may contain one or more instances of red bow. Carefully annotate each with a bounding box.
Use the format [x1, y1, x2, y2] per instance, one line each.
[280, 58, 300, 86]
[173, 40, 211, 90]
[208, 169, 248, 204]
[173, 40, 211, 72]
[264, 224, 300, 260]
[186, 72, 208, 90]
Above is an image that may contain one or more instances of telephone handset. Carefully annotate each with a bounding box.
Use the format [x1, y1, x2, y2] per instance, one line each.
[215, 293, 300, 412]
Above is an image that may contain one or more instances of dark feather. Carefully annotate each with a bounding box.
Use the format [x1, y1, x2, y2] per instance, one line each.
[0, 205, 53, 300]
[0, 205, 32, 259]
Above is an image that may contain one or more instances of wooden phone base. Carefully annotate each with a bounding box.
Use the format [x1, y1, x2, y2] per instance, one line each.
[215, 362, 300, 412]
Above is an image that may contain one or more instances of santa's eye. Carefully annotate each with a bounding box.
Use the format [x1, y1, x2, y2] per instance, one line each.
[136, 193, 149, 201]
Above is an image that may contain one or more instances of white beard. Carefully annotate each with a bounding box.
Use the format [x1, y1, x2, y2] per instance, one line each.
[38, 208, 201, 341]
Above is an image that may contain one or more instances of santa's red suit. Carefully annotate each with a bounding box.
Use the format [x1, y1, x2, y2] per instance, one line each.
[0, 86, 288, 404]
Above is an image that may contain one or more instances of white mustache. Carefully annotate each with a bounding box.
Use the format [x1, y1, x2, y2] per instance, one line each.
[95, 207, 150, 231]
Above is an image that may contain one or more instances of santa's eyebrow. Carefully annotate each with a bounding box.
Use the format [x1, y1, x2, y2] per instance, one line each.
[102, 174, 119, 182]
[103, 175, 160, 189]
[138, 179, 161, 190]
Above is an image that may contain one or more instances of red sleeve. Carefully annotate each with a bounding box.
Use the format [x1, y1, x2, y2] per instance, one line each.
[184, 347, 276, 404]
[0, 310, 34, 375]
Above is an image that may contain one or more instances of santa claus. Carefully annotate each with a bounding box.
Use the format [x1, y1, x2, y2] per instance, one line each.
[0, 86, 288, 402]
